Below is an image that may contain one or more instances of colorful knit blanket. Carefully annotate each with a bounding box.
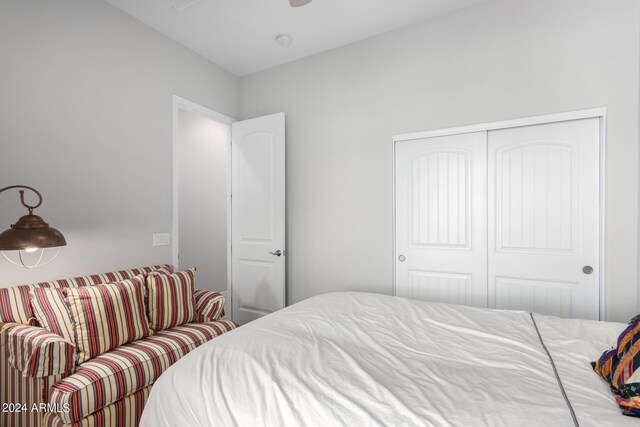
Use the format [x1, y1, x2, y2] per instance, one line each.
[593, 314, 640, 417]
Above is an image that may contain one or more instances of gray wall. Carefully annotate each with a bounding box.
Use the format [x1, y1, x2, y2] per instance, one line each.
[1, 0, 639, 322]
[0, 0, 239, 286]
[178, 109, 228, 291]
[240, 0, 640, 322]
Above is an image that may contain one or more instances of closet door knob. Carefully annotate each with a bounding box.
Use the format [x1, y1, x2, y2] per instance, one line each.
[269, 250, 282, 257]
[398, 255, 406, 262]
[582, 266, 594, 275]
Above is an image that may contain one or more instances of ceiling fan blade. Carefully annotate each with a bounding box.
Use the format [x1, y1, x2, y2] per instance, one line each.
[289, 0, 312, 7]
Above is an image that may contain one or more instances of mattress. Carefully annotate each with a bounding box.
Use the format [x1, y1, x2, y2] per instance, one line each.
[140, 292, 633, 426]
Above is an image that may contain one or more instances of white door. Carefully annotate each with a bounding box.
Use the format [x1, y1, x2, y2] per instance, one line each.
[231, 113, 286, 324]
[488, 118, 599, 319]
[395, 132, 488, 307]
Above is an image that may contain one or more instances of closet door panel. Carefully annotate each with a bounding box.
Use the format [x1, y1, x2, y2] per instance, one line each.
[488, 118, 600, 320]
[395, 132, 487, 307]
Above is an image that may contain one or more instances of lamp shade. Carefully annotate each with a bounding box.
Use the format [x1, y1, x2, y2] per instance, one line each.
[0, 213, 67, 251]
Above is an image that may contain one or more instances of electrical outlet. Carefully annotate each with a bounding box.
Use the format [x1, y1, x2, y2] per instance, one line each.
[153, 233, 171, 246]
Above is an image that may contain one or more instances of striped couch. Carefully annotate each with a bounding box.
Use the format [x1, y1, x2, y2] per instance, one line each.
[0, 265, 238, 427]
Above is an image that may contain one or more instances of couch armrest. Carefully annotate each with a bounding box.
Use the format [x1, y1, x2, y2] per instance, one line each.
[4, 324, 75, 377]
[194, 290, 226, 321]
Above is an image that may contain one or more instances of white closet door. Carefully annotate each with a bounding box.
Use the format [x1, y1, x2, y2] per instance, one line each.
[395, 132, 487, 307]
[231, 113, 286, 324]
[487, 118, 599, 320]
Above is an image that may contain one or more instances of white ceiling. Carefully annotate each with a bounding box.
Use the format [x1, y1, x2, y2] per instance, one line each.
[104, 0, 488, 76]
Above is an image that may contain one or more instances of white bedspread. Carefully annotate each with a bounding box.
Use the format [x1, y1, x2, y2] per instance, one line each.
[140, 292, 634, 427]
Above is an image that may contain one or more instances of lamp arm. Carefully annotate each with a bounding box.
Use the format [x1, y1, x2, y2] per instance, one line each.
[0, 185, 43, 214]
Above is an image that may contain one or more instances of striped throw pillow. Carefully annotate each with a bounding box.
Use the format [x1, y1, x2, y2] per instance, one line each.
[194, 289, 226, 321]
[66, 275, 152, 364]
[29, 287, 76, 345]
[146, 268, 197, 331]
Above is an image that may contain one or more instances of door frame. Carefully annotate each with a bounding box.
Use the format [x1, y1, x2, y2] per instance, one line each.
[171, 95, 236, 315]
[392, 107, 607, 319]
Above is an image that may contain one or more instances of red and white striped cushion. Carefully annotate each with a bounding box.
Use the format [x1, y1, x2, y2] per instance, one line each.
[48, 321, 238, 423]
[29, 287, 75, 345]
[0, 285, 35, 325]
[146, 269, 197, 331]
[66, 275, 152, 364]
[194, 289, 226, 321]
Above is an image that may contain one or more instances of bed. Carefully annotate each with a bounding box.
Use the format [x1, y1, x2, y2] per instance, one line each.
[140, 292, 634, 426]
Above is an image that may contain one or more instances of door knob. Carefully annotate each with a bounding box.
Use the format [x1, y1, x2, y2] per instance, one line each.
[269, 250, 282, 257]
[398, 255, 406, 262]
[582, 266, 594, 275]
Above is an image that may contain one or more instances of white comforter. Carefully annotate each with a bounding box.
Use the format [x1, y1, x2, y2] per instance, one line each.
[141, 292, 634, 427]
